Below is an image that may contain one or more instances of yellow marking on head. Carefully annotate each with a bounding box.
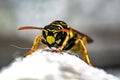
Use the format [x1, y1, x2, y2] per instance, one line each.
[67, 25, 70, 28]
[46, 36, 55, 44]
[69, 30, 74, 38]
[51, 23, 63, 29]
[56, 39, 61, 44]
[54, 33, 57, 37]
[44, 31, 48, 36]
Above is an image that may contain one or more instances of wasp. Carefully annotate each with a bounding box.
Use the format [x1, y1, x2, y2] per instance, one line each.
[18, 20, 93, 66]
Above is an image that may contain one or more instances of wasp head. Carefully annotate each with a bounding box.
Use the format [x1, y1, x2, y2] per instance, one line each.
[42, 20, 69, 47]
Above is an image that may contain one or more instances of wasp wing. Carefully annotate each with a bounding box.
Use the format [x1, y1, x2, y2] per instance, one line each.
[72, 28, 93, 43]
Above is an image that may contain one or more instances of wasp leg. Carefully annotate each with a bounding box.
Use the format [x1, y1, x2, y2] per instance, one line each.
[52, 33, 69, 53]
[75, 37, 93, 66]
[23, 34, 43, 57]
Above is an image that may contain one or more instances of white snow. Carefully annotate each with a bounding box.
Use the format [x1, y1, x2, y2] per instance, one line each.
[0, 50, 119, 80]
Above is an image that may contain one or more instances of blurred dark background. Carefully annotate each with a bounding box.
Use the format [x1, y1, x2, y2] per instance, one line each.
[0, 0, 120, 77]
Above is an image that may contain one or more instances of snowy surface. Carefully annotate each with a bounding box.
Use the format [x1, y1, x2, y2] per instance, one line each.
[0, 50, 119, 80]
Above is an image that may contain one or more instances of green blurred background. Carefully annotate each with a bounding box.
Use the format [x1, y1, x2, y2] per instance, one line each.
[0, 0, 120, 77]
